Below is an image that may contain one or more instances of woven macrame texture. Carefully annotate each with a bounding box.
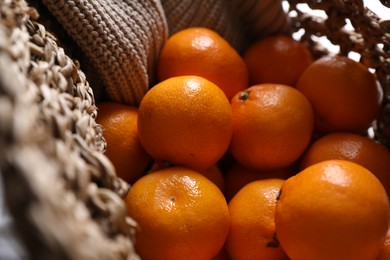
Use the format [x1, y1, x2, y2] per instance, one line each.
[160, 0, 290, 52]
[286, 0, 390, 148]
[0, 0, 139, 259]
[40, 0, 168, 106]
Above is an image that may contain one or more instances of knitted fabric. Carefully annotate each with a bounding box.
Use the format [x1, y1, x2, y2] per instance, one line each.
[228, 0, 290, 41]
[161, 0, 290, 52]
[41, 0, 168, 106]
[160, 0, 246, 52]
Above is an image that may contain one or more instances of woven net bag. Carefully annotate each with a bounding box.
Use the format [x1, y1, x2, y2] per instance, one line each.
[1, 0, 390, 259]
[0, 0, 137, 259]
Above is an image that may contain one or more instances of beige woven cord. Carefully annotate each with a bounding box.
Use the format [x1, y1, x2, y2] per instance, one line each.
[41, 0, 168, 106]
[0, 0, 139, 259]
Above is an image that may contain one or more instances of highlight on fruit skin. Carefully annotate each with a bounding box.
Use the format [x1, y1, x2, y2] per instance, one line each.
[275, 159, 390, 260]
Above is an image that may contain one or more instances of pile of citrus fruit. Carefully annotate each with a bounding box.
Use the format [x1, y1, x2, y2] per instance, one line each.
[96, 27, 390, 259]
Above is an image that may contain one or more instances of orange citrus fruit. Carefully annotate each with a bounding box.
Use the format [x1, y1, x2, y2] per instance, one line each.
[95, 102, 150, 184]
[224, 162, 295, 201]
[300, 132, 390, 196]
[275, 160, 390, 260]
[378, 225, 390, 260]
[296, 55, 382, 134]
[150, 162, 225, 192]
[157, 27, 248, 100]
[243, 34, 313, 86]
[138, 75, 232, 171]
[226, 179, 288, 260]
[230, 83, 314, 170]
[124, 166, 230, 260]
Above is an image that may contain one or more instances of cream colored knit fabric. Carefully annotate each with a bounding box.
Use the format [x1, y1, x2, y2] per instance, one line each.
[41, 0, 168, 106]
[160, 0, 247, 52]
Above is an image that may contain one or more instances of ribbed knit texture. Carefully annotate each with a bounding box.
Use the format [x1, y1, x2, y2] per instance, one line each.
[228, 0, 291, 41]
[160, 0, 247, 52]
[41, 0, 168, 106]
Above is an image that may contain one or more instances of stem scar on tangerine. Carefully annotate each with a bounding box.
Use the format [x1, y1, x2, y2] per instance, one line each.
[238, 91, 250, 100]
[276, 189, 282, 200]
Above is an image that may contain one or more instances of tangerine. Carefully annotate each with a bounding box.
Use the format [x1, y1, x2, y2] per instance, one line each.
[226, 179, 288, 260]
[230, 83, 313, 170]
[296, 55, 382, 134]
[138, 75, 233, 171]
[125, 166, 230, 260]
[378, 225, 390, 260]
[243, 34, 313, 86]
[157, 27, 248, 100]
[150, 162, 225, 192]
[300, 132, 390, 196]
[275, 160, 390, 260]
[95, 102, 150, 184]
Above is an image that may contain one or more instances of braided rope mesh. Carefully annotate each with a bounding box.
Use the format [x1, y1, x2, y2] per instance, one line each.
[285, 0, 390, 147]
[0, 0, 139, 259]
